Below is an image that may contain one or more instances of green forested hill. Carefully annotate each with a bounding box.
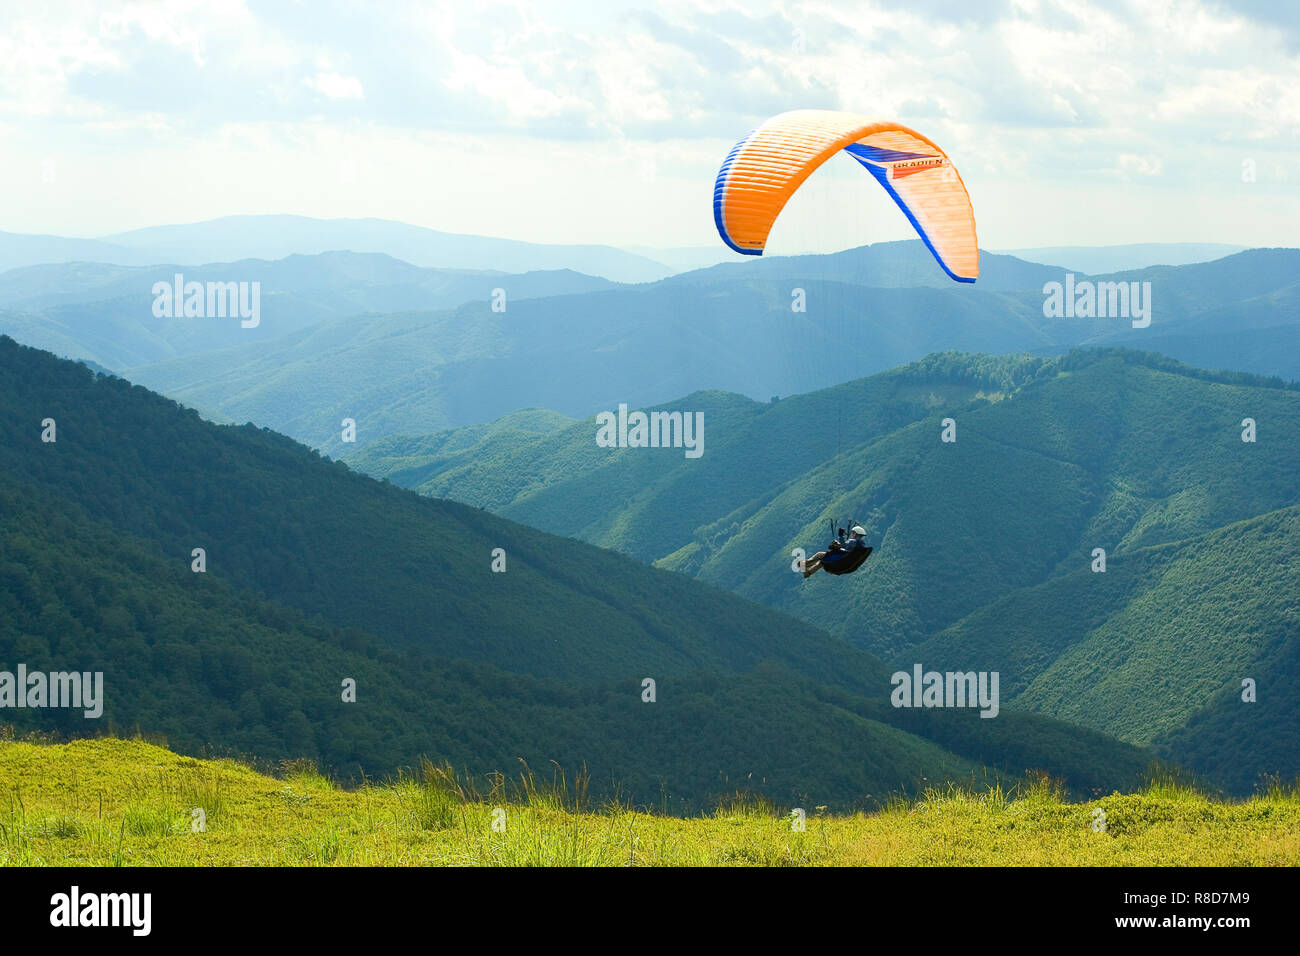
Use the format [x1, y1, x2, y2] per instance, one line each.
[0, 252, 616, 370]
[0, 336, 1153, 806]
[350, 349, 1300, 792]
[909, 506, 1300, 792]
[0, 336, 873, 689]
[112, 246, 1299, 455]
[5, 245, 1293, 457]
[123, 276, 1052, 455]
[351, 354, 1058, 564]
[0, 480, 990, 809]
[359, 350, 1297, 652]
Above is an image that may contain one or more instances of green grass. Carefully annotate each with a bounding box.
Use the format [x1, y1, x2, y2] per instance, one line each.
[2, 739, 1295, 867]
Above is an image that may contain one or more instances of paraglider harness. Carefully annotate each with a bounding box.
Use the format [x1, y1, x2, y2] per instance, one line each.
[820, 519, 871, 576]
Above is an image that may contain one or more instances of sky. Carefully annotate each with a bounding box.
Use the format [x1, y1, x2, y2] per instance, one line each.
[1, 0, 1297, 252]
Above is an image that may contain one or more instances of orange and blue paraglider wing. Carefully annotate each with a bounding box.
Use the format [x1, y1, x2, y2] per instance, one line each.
[713, 109, 979, 282]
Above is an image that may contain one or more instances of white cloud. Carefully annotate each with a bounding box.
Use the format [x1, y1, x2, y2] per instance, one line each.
[305, 71, 364, 100]
[0, 0, 1295, 248]
[1115, 153, 1165, 176]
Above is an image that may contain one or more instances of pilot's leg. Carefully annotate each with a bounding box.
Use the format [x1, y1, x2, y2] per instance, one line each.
[802, 551, 827, 577]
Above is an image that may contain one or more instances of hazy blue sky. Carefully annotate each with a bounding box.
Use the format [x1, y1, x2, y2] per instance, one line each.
[1, 0, 1296, 252]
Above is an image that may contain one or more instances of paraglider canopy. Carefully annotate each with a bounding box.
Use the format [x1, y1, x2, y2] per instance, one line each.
[713, 109, 979, 282]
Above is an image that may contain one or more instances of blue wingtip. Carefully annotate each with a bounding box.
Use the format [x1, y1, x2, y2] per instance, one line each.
[713, 130, 756, 256]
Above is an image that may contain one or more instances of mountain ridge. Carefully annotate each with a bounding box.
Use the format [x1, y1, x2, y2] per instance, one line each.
[346, 347, 1300, 793]
[0, 335, 1158, 805]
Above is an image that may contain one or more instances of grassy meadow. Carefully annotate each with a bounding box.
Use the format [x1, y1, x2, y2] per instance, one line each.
[1, 738, 1296, 866]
